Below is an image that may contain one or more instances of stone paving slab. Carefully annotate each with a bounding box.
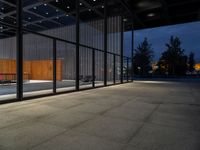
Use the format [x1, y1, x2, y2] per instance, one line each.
[0, 121, 67, 150]
[74, 116, 143, 143]
[0, 80, 199, 150]
[32, 131, 124, 150]
[125, 123, 200, 150]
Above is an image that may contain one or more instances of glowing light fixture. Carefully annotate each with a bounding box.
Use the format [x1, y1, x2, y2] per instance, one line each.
[147, 13, 155, 17]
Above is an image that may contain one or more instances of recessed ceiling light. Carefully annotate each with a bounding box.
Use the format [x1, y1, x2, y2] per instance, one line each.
[33, 6, 37, 10]
[66, 14, 69, 16]
[93, 0, 96, 1]
[46, 12, 49, 15]
[137, 1, 161, 8]
[0, 26, 3, 29]
[101, 5, 104, 8]
[56, 0, 59, 2]
[67, 6, 70, 9]
[147, 13, 155, 17]
[44, 3, 47, 6]
[80, 3, 82, 6]
[89, 9, 91, 11]
[123, 18, 128, 22]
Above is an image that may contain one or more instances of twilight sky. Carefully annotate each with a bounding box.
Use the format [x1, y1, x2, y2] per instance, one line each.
[124, 21, 200, 62]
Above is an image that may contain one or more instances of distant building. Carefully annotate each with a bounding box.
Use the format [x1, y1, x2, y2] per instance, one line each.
[195, 63, 200, 71]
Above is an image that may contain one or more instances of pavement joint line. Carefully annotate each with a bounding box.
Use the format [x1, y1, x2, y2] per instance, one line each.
[0, 112, 59, 130]
[124, 104, 161, 145]
[30, 115, 124, 149]
[0, 102, 94, 130]
[98, 98, 135, 116]
[143, 120, 200, 134]
[29, 127, 71, 150]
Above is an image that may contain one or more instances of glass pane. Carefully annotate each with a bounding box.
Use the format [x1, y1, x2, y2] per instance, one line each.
[0, 0, 17, 101]
[23, 33, 53, 97]
[56, 41, 76, 92]
[95, 50, 104, 87]
[116, 55, 121, 83]
[107, 53, 114, 85]
[79, 46, 92, 89]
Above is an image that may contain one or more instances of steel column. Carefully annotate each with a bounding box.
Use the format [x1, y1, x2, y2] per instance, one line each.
[53, 39, 57, 94]
[92, 49, 95, 88]
[76, 0, 80, 91]
[16, 0, 23, 100]
[131, 17, 134, 81]
[120, 15, 124, 83]
[104, 0, 108, 86]
[127, 58, 129, 82]
[113, 54, 116, 84]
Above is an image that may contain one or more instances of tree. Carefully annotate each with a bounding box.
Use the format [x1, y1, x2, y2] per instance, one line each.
[133, 38, 154, 76]
[188, 52, 195, 73]
[158, 36, 187, 76]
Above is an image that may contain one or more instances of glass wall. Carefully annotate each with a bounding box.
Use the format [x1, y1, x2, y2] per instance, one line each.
[79, 46, 93, 89]
[22, 0, 77, 96]
[123, 17, 133, 82]
[79, 0, 105, 89]
[0, 32, 17, 101]
[23, 33, 53, 97]
[115, 55, 121, 83]
[0, 0, 17, 101]
[107, 53, 114, 85]
[0, 0, 133, 102]
[95, 50, 104, 86]
[56, 41, 76, 92]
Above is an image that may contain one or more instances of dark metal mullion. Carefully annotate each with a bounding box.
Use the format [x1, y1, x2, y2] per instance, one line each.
[16, 0, 23, 100]
[120, 14, 124, 83]
[104, 0, 108, 86]
[113, 54, 116, 84]
[76, 0, 80, 91]
[53, 39, 57, 94]
[131, 17, 134, 82]
[127, 58, 129, 82]
[92, 49, 95, 88]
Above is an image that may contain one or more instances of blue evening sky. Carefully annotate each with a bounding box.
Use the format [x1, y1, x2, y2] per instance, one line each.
[124, 21, 200, 62]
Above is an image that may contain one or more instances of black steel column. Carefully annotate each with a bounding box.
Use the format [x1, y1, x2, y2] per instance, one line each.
[120, 15, 124, 83]
[104, 0, 108, 86]
[131, 17, 134, 82]
[76, 0, 80, 91]
[127, 58, 129, 82]
[113, 54, 116, 84]
[92, 49, 95, 88]
[17, 0, 23, 100]
[53, 39, 57, 94]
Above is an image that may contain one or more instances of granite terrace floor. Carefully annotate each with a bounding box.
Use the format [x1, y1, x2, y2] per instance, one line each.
[0, 80, 200, 150]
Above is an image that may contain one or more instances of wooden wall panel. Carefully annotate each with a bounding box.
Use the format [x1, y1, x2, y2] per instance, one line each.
[0, 59, 16, 74]
[0, 59, 62, 81]
[30, 60, 62, 81]
[56, 60, 62, 81]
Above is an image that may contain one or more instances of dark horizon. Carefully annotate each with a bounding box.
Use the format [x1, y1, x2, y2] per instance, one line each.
[124, 21, 200, 63]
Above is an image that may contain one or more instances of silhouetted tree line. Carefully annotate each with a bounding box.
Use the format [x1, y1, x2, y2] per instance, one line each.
[133, 36, 196, 77]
